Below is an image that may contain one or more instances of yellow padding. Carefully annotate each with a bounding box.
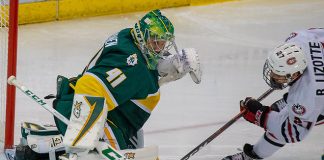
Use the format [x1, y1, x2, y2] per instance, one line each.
[19, 1, 57, 24]
[135, 92, 160, 112]
[58, 0, 189, 20]
[190, 0, 236, 6]
[69, 83, 75, 90]
[75, 74, 118, 111]
[14, 0, 235, 25]
[104, 127, 117, 150]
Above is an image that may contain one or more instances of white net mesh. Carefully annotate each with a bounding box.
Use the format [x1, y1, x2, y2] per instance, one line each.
[0, 0, 9, 150]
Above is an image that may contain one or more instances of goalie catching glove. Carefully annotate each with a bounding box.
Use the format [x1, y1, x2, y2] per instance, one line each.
[158, 48, 202, 86]
[240, 97, 270, 128]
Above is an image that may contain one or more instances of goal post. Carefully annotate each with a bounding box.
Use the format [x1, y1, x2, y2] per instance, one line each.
[0, 0, 18, 150]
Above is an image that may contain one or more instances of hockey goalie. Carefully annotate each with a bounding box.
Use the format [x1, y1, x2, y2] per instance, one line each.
[9, 9, 201, 160]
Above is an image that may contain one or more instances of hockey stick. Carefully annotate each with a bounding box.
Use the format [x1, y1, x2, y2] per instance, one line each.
[7, 75, 125, 160]
[180, 88, 275, 160]
[8, 76, 70, 124]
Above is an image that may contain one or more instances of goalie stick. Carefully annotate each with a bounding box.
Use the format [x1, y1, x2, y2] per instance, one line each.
[180, 88, 275, 160]
[7, 75, 125, 160]
[8, 76, 70, 124]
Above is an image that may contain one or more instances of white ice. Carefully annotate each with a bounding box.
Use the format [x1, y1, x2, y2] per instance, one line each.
[1, 0, 324, 159]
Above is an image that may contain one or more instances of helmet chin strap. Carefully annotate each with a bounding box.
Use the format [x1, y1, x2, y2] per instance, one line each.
[270, 78, 286, 89]
[286, 74, 292, 84]
[287, 72, 302, 86]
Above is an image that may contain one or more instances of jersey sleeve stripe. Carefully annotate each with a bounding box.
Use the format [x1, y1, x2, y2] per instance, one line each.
[131, 100, 152, 113]
[129, 136, 138, 147]
[264, 132, 285, 147]
[292, 124, 301, 142]
[316, 121, 324, 126]
[316, 114, 324, 126]
[131, 90, 160, 113]
[287, 119, 295, 143]
[281, 119, 289, 143]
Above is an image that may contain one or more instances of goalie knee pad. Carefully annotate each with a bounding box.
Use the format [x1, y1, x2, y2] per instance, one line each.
[63, 94, 108, 153]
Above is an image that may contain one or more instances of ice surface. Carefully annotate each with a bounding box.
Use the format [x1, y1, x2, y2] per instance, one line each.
[1, 0, 324, 159]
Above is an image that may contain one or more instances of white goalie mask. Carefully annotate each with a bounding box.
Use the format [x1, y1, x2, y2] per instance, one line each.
[263, 42, 307, 89]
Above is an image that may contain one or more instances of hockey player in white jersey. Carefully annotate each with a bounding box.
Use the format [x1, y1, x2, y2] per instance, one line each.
[222, 28, 324, 160]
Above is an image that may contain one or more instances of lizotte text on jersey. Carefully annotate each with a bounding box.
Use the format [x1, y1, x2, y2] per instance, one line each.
[309, 42, 324, 95]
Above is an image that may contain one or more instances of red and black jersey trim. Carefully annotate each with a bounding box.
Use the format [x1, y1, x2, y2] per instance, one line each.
[292, 124, 301, 142]
[281, 119, 289, 143]
[281, 118, 302, 143]
[287, 120, 295, 143]
[316, 114, 324, 126]
[264, 133, 285, 147]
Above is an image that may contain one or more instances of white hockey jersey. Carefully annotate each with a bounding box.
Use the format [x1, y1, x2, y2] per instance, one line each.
[265, 28, 324, 145]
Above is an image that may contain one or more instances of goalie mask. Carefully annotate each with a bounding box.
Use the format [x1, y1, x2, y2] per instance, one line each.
[132, 9, 175, 70]
[263, 42, 307, 89]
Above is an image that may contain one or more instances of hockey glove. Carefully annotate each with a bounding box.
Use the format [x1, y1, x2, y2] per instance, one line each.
[240, 97, 270, 128]
[158, 48, 201, 86]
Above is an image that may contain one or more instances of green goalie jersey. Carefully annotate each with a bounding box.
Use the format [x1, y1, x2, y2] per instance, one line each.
[75, 28, 160, 137]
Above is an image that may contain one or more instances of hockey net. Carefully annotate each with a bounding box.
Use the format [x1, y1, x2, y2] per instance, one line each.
[0, 0, 18, 151]
[0, 0, 9, 151]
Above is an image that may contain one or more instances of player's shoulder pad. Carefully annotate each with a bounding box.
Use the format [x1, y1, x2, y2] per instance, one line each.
[116, 29, 146, 67]
[101, 29, 145, 68]
[103, 28, 135, 50]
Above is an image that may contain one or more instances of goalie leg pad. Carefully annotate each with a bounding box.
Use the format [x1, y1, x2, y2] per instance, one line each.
[20, 122, 65, 156]
[120, 145, 159, 160]
[96, 141, 158, 160]
[63, 94, 108, 153]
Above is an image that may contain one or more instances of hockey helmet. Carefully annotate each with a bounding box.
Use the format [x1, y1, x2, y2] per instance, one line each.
[263, 42, 307, 89]
[132, 9, 175, 70]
